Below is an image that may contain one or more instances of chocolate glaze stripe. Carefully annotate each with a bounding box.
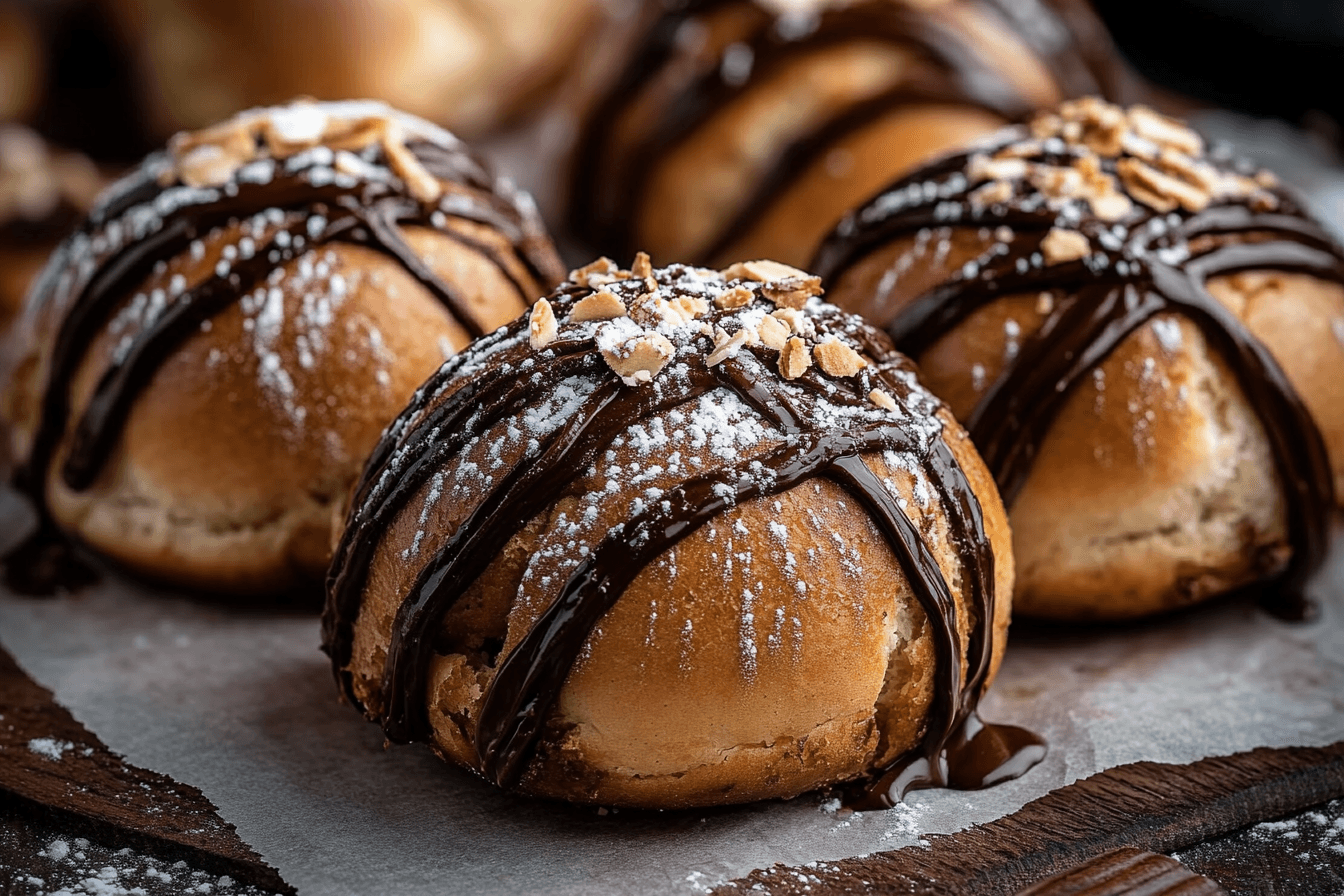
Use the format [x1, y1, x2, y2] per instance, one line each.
[20, 138, 552, 511]
[572, 0, 1117, 261]
[326, 276, 1042, 805]
[813, 143, 1344, 612]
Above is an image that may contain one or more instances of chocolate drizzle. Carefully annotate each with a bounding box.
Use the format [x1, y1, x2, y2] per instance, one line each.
[571, 0, 1124, 263]
[813, 127, 1343, 616]
[323, 264, 1043, 806]
[10, 106, 562, 520]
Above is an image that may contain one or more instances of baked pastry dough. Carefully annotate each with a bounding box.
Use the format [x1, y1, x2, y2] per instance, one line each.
[324, 256, 1036, 809]
[2, 100, 563, 593]
[817, 98, 1344, 620]
[570, 0, 1130, 269]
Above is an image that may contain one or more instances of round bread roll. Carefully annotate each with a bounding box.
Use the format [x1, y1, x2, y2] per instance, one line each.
[569, 0, 1131, 270]
[323, 256, 1035, 809]
[0, 126, 104, 333]
[2, 100, 564, 594]
[107, 0, 611, 141]
[816, 98, 1344, 621]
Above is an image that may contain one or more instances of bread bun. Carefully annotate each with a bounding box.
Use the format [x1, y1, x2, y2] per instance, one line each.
[569, 0, 1131, 269]
[323, 256, 1034, 809]
[817, 98, 1344, 620]
[2, 100, 564, 594]
[107, 0, 610, 140]
[0, 126, 104, 333]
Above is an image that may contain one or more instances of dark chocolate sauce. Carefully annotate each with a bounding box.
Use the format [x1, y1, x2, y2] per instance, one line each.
[7, 112, 562, 559]
[812, 133, 1343, 616]
[323, 266, 1045, 805]
[570, 0, 1124, 263]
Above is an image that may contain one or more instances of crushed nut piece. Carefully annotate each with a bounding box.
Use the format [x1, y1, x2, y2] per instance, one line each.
[779, 337, 811, 380]
[1090, 190, 1134, 222]
[869, 389, 897, 411]
[757, 314, 790, 350]
[381, 120, 443, 204]
[762, 275, 823, 309]
[1117, 157, 1207, 213]
[671, 295, 709, 320]
[570, 257, 619, 287]
[599, 327, 674, 386]
[529, 298, 558, 349]
[969, 180, 1013, 209]
[706, 327, 752, 366]
[968, 155, 1027, 183]
[813, 338, 866, 377]
[1040, 228, 1091, 265]
[1127, 106, 1202, 157]
[720, 259, 812, 283]
[631, 251, 653, 280]
[714, 285, 755, 310]
[571, 290, 627, 322]
[176, 144, 247, 189]
[771, 308, 815, 339]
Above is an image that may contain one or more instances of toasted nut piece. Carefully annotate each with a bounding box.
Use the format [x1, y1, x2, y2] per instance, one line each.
[869, 389, 897, 411]
[671, 295, 709, 320]
[261, 103, 330, 155]
[570, 257, 618, 287]
[771, 307, 815, 339]
[628, 291, 691, 328]
[1118, 157, 1206, 213]
[598, 326, 674, 386]
[1040, 228, 1090, 265]
[714, 285, 754, 310]
[1127, 106, 1202, 157]
[968, 155, 1027, 183]
[572, 290, 627, 322]
[176, 144, 246, 188]
[382, 121, 443, 204]
[1089, 190, 1134, 222]
[779, 337, 811, 380]
[762, 276, 823, 310]
[706, 327, 752, 366]
[757, 314, 790, 350]
[720, 259, 811, 283]
[631, 251, 653, 280]
[969, 180, 1013, 209]
[529, 298, 558, 349]
[814, 338, 866, 377]
[321, 116, 386, 152]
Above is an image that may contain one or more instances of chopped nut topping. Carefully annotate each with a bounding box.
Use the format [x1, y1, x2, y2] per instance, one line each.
[770, 307, 815, 339]
[631, 251, 653, 280]
[869, 389, 897, 411]
[1040, 228, 1091, 265]
[628, 290, 691, 328]
[571, 290, 627, 322]
[720, 259, 811, 283]
[177, 144, 248, 189]
[761, 275, 823, 310]
[671, 294, 709, 320]
[570, 257, 619, 287]
[757, 314, 790, 350]
[381, 120, 443, 204]
[1127, 106, 1202, 157]
[1117, 157, 1207, 213]
[529, 298, 558, 349]
[598, 326, 674, 386]
[813, 338, 867, 377]
[706, 327, 752, 366]
[1090, 191, 1134, 223]
[779, 337, 812, 380]
[1036, 292, 1055, 315]
[969, 180, 1013, 209]
[968, 155, 1028, 183]
[714, 284, 755, 310]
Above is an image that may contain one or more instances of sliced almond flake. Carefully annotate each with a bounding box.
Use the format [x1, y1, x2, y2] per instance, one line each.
[969, 180, 1013, 209]
[1118, 157, 1207, 213]
[869, 389, 897, 411]
[779, 336, 811, 380]
[813, 338, 866, 377]
[714, 284, 755, 310]
[720, 259, 811, 283]
[671, 295, 709, 320]
[771, 307, 815, 339]
[571, 290, 627, 322]
[757, 314, 790, 350]
[569, 257, 618, 287]
[706, 327, 752, 366]
[381, 121, 443, 205]
[762, 275, 823, 310]
[529, 298, 557, 349]
[176, 145, 244, 189]
[969, 155, 1028, 183]
[1127, 106, 1203, 157]
[1040, 228, 1091, 265]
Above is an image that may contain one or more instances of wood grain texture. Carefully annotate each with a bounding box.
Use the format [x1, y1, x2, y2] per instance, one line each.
[1014, 848, 1226, 895]
[0, 646, 293, 894]
[715, 741, 1344, 895]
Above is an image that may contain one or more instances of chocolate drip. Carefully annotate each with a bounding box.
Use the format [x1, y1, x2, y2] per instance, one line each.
[323, 271, 1045, 805]
[571, 0, 1121, 262]
[14, 134, 558, 521]
[813, 141, 1343, 615]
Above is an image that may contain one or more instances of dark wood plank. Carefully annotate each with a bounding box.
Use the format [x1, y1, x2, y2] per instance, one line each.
[715, 741, 1344, 895]
[0, 646, 293, 894]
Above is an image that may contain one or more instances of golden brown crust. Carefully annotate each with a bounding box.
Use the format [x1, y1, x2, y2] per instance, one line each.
[338, 260, 1014, 807]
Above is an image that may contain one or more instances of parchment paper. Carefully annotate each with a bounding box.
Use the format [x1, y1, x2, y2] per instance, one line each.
[2, 112, 1343, 895]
